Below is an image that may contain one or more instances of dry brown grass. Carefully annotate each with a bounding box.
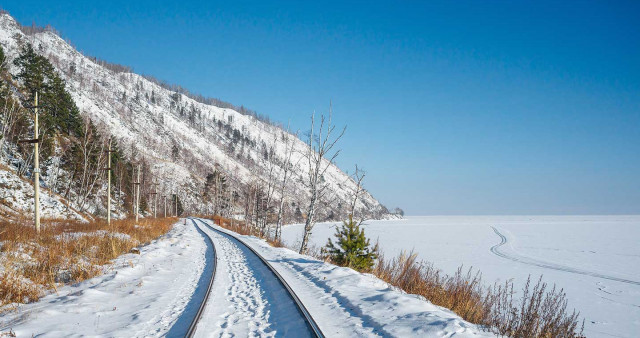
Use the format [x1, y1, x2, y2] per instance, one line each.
[0, 217, 177, 307]
[373, 251, 584, 337]
[374, 251, 489, 322]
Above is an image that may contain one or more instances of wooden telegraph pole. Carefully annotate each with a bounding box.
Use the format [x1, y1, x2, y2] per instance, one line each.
[131, 166, 136, 215]
[104, 139, 115, 225]
[149, 181, 158, 218]
[163, 194, 167, 218]
[134, 165, 141, 223]
[20, 92, 41, 234]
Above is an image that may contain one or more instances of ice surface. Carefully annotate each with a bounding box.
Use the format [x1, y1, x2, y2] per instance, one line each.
[282, 215, 640, 338]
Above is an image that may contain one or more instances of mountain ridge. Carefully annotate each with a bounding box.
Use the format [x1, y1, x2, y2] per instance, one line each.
[0, 12, 393, 222]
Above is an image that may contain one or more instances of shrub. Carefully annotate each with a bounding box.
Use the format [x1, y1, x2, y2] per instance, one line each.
[324, 216, 378, 272]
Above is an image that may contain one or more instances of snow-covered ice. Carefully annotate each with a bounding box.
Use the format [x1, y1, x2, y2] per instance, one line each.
[282, 215, 640, 338]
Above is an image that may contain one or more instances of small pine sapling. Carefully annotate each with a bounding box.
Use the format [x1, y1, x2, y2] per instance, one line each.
[325, 216, 378, 272]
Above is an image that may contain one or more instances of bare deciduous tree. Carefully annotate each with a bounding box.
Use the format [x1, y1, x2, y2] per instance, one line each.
[299, 107, 345, 254]
[275, 127, 300, 242]
[259, 132, 278, 237]
[76, 118, 107, 211]
[349, 164, 366, 220]
[0, 99, 19, 161]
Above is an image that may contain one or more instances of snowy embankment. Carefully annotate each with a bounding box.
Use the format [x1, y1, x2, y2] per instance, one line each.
[1, 219, 491, 337]
[0, 220, 207, 337]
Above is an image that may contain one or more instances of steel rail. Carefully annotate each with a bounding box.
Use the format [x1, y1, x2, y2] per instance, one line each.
[193, 217, 325, 338]
[185, 218, 218, 338]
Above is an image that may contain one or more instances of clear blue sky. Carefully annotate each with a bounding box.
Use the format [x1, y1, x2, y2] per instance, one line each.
[4, 1, 639, 214]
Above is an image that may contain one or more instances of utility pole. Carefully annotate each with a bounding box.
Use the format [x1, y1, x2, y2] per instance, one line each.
[229, 189, 235, 228]
[104, 139, 114, 225]
[150, 181, 158, 218]
[163, 194, 167, 218]
[131, 167, 135, 215]
[33, 93, 40, 234]
[134, 164, 141, 223]
[20, 92, 41, 234]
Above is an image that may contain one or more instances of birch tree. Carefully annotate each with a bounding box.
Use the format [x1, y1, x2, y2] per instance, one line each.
[75, 120, 107, 211]
[299, 108, 345, 254]
[0, 99, 19, 161]
[259, 132, 278, 237]
[275, 127, 300, 242]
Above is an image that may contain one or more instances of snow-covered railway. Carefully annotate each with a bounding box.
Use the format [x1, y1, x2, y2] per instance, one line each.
[188, 218, 324, 337]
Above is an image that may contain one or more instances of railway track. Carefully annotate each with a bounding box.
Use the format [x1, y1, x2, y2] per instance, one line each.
[184, 218, 218, 337]
[184, 217, 324, 337]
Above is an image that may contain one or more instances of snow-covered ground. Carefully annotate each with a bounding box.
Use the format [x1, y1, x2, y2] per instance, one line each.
[199, 219, 491, 337]
[192, 219, 313, 337]
[0, 218, 492, 337]
[0, 220, 207, 337]
[282, 215, 640, 338]
[0, 167, 86, 221]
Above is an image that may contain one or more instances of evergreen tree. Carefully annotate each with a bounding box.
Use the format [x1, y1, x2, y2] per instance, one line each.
[176, 195, 184, 216]
[204, 172, 215, 200]
[41, 74, 83, 136]
[0, 45, 9, 104]
[13, 44, 84, 159]
[13, 44, 49, 96]
[140, 195, 148, 214]
[171, 143, 180, 161]
[325, 216, 378, 272]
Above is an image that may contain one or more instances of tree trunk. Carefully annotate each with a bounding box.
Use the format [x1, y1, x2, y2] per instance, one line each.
[299, 191, 317, 254]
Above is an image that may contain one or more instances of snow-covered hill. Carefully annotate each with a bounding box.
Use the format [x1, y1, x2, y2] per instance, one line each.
[0, 165, 86, 221]
[0, 13, 391, 220]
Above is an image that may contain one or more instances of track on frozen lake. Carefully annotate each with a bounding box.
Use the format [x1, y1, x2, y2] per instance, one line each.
[188, 218, 324, 337]
[490, 226, 640, 286]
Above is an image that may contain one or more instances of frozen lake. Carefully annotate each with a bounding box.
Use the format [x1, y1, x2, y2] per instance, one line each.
[282, 215, 640, 337]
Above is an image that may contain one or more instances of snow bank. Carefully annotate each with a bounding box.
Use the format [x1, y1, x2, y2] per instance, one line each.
[0, 220, 206, 337]
[1, 218, 491, 337]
